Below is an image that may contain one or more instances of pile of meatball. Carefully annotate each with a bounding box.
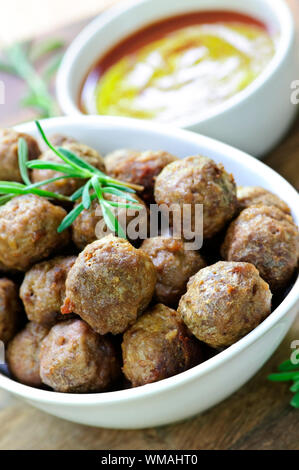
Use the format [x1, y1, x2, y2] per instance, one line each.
[0, 128, 298, 393]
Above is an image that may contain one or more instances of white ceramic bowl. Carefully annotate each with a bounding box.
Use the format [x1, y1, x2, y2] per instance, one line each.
[57, 0, 298, 157]
[0, 115, 298, 429]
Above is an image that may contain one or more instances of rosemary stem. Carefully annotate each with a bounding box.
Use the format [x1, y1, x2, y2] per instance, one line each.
[6, 44, 57, 117]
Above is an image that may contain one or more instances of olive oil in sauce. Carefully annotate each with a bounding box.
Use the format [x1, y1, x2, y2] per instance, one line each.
[81, 11, 276, 124]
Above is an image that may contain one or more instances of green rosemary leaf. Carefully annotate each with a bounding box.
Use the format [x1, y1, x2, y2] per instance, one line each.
[35, 121, 88, 173]
[100, 200, 126, 239]
[43, 52, 63, 82]
[104, 200, 143, 210]
[18, 138, 31, 185]
[27, 187, 71, 201]
[58, 204, 85, 233]
[20, 92, 52, 110]
[30, 38, 64, 62]
[58, 194, 97, 232]
[0, 195, 13, 205]
[99, 200, 114, 232]
[26, 175, 74, 190]
[103, 187, 138, 203]
[0, 178, 72, 200]
[104, 177, 143, 192]
[290, 381, 299, 393]
[290, 392, 299, 408]
[6, 44, 57, 117]
[0, 61, 17, 75]
[268, 371, 299, 382]
[82, 181, 92, 210]
[0, 182, 26, 194]
[0, 181, 25, 187]
[57, 147, 101, 177]
[70, 186, 85, 202]
[278, 359, 299, 372]
[0, 186, 26, 195]
[26, 160, 83, 177]
[91, 175, 103, 201]
[106, 183, 136, 194]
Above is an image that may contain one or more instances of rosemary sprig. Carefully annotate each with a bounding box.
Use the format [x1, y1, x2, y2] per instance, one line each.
[0, 39, 64, 118]
[29, 121, 144, 236]
[0, 180, 71, 202]
[29, 38, 64, 62]
[268, 359, 299, 408]
[0, 122, 143, 237]
[0, 138, 73, 205]
[18, 138, 31, 185]
[6, 43, 57, 118]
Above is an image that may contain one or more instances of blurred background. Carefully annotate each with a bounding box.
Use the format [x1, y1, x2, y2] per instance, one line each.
[0, 0, 128, 125]
[0, 0, 297, 45]
[0, 0, 121, 45]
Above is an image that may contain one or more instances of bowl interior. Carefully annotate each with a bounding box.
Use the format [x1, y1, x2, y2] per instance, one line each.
[0, 115, 298, 404]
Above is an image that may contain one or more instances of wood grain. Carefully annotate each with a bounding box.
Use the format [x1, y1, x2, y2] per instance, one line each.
[0, 1, 298, 450]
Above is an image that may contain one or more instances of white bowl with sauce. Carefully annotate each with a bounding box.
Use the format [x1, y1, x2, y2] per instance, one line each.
[56, 0, 298, 157]
[0, 115, 298, 429]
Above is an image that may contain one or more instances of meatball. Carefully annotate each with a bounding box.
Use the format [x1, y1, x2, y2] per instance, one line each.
[48, 134, 77, 147]
[0, 194, 69, 271]
[20, 256, 77, 326]
[221, 205, 299, 291]
[6, 322, 49, 387]
[72, 193, 148, 250]
[61, 235, 156, 335]
[106, 149, 178, 202]
[178, 261, 272, 349]
[154, 155, 237, 239]
[105, 149, 140, 173]
[0, 278, 22, 344]
[122, 303, 202, 387]
[237, 186, 291, 214]
[32, 141, 105, 196]
[0, 129, 40, 182]
[39, 319, 120, 393]
[141, 236, 206, 306]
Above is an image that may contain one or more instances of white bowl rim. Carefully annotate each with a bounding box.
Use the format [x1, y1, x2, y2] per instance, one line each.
[56, 0, 295, 128]
[0, 115, 298, 406]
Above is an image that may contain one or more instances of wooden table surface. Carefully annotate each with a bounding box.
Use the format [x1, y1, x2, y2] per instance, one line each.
[0, 2, 298, 450]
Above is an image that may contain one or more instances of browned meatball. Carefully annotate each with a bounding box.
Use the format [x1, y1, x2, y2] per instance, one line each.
[237, 186, 291, 214]
[221, 205, 299, 291]
[122, 303, 202, 387]
[48, 134, 77, 147]
[178, 261, 272, 349]
[106, 149, 178, 202]
[0, 261, 18, 275]
[0, 129, 40, 182]
[0, 278, 22, 344]
[61, 235, 156, 335]
[39, 319, 120, 393]
[6, 322, 49, 387]
[20, 256, 77, 326]
[72, 193, 148, 250]
[105, 149, 140, 173]
[32, 141, 105, 196]
[0, 194, 69, 271]
[154, 155, 237, 239]
[141, 237, 206, 306]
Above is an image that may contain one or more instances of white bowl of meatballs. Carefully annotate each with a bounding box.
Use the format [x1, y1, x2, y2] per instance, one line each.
[0, 116, 298, 429]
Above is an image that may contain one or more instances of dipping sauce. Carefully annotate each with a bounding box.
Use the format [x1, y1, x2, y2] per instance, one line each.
[81, 11, 276, 124]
